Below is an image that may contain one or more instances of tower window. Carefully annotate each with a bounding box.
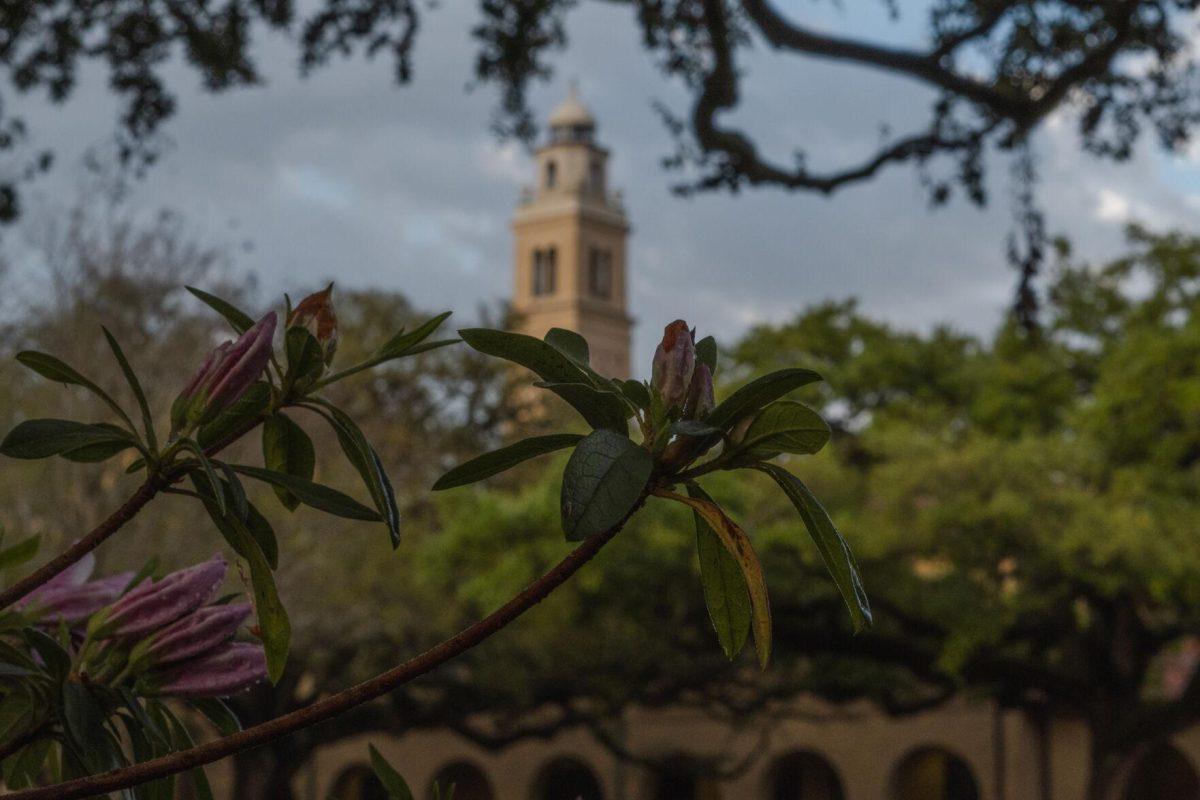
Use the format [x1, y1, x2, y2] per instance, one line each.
[545, 161, 557, 189]
[533, 248, 557, 296]
[589, 161, 603, 194]
[588, 248, 612, 299]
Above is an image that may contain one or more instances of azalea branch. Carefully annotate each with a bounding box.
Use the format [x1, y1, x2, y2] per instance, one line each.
[0, 413, 269, 612]
[3, 505, 637, 800]
[0, 724, 50, 763]
[0, 476, 165, 611]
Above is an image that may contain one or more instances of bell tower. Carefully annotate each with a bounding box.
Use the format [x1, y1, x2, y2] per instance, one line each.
[512, 84, 633, 379]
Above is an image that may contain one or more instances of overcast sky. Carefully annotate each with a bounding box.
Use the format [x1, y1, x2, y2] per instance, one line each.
[8, 1, 1200, 373]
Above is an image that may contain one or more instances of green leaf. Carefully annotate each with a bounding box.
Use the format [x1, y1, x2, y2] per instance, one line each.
[230, 465, 381, 521]
[185, 286, 255, 333]
[0, 691, 33, 743]
[707, 368, 823, 431]
[433, 434, 584, 490]
[4, 737, 51, 789]
[261, 413, 316, 511]
[560, 429, 653, 541]
[731, 401, 830, 461]
[534, 382, 628, 434]
[60, 436, 136, 463]
[1, 419, 133, 460]
[620, 380, 651, 409]
[218, 462, 249, 521]
[695, 335, 718, 372]
[377, 311, 453, 359]
[166, 707, 216, 800]
[243, 500, 280, 570]
[102, 326, 157, 451]
[544, 328, 590, 366]
[688, 483, 751, 660]
[661, 492, 772, 668]
[285, 327, 324, 389]
[0, 535, 39, 572]
[459, 328, 586, 384]
[62, 681, 107, 757]
[181, 439, 226, 516]
[757, 463, 872, 632]
[194, 486, 290, 682]
[307, 403, 401, 547]
[196, 382, 272, 449]
[369, 745, 415, 800]
[22, 627, 70, 680]
[189, 698, 241, 737]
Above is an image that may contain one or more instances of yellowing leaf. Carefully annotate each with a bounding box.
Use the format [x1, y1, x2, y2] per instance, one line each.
[657, 489, 772, 668]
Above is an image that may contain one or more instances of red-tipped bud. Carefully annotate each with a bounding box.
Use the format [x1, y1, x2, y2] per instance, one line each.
[171, 312, 277, 436]
[143, 602, 251, 666]
[149, 641, 267, 698]
[651, 320, 696, 408]
[684, 363, 715, 420]
[288, 284, 338, 365]
[105, 555, 227, 638]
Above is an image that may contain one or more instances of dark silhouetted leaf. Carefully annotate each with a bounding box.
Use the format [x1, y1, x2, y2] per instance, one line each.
[262, 413, 316, 511]
[186, 286, 255, 333]
[757, 463, 872, 632]
[560, 429, 652, 541]
[459, 328, 585, 384]
[689, 483, 751, 660]
[434, 434, 583, 490]
[534, 382, 628, 433]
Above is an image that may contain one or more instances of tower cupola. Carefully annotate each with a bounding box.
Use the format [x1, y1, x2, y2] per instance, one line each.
[511, 83, 634, 379]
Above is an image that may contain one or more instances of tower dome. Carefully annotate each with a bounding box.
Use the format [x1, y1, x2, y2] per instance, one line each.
[548, 83, 595, 142]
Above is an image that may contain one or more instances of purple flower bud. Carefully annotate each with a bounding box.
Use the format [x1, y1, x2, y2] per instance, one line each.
[105, 555, 227, 638]
[25, 572, 133, 625]
[150, 641, 267, 698]
[651, 320, 696, 408]
[171, 312, 277, 434]
[14, 551, 95, 611]
[143, 603, 251, 666]
[684, 363, 715, 420]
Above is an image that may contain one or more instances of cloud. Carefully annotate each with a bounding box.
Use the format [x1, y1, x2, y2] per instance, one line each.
[7, 1, 1200, 375]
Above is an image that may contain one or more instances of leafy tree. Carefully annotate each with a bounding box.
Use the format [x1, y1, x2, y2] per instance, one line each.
[721, 227, 1200, 800]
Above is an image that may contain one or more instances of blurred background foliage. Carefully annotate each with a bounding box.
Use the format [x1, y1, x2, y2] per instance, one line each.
[3, 200, 1200, 795]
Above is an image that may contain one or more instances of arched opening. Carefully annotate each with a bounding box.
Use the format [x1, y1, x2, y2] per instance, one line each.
[428, 760, 494, 800]
[545, 160, 557, 189]
[1124, 743, 1200, 800]
[890, 747, 979, 800]
[331, 764, 389, 800]
[647, 755, 723, 800]
[533, 756, 604, 800]
[766, 750, 845, 800]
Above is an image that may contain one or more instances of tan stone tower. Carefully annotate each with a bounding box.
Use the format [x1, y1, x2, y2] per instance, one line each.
[512, 84, 633, 379]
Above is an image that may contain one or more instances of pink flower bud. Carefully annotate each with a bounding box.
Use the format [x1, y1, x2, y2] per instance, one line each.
[288, 283, 338, 365]
[651, 320, 696, 408]
[14, 550, 95, 610]
[150, 641, 267, 698]
[143, 603, 251, 666]
[23, 572, 133, 625]
[171, 312, 277, 434]
[105, 555, 227, 638]
[684, 363, 715, 420]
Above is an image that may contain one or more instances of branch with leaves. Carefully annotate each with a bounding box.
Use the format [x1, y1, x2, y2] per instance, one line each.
[0, 293, 869, 798]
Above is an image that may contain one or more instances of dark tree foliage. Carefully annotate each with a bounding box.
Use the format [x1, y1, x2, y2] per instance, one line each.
[3, 0, 1200, 312]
